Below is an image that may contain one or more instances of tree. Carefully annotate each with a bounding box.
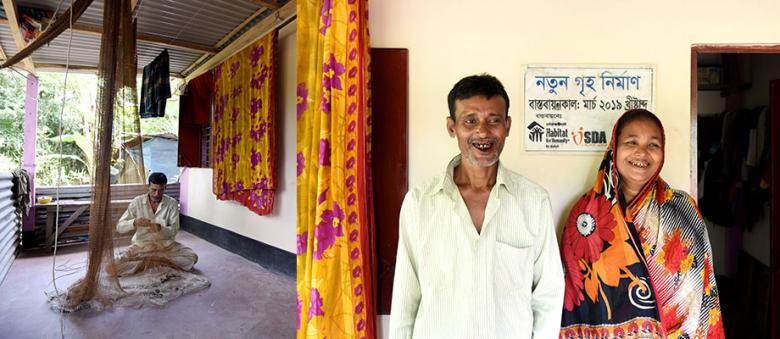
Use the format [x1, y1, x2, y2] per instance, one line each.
[0, 71, 180, 186]
[0, 70, 26, 172]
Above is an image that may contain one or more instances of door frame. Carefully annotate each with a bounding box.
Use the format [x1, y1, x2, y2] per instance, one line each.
[691, 44, 780, 339]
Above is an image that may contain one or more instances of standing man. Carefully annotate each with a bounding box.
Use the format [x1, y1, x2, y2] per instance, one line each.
[390, 74, 564, 338]
[115, 172, 198, 276]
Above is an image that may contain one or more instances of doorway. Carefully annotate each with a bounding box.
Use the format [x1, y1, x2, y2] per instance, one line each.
[691, 45, 780, 339]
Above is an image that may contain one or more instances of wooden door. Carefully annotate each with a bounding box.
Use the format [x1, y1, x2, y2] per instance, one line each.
[369, 48, 408, 314]
[769, 80, 780, 339]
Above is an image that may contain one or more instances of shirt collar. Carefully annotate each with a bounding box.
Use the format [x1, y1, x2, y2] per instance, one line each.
[144, 193, 168, 206]
[429, 155, 514, 199]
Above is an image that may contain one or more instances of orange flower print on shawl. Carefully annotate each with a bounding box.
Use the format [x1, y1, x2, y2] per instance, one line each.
[560, 109, 724, 339]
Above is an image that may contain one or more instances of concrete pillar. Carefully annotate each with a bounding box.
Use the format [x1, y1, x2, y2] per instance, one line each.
[21, 74, 38, 232]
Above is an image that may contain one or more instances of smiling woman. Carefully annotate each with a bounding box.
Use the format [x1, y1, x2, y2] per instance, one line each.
[559, 109, 725, 338]
[613, 110, 665, 203]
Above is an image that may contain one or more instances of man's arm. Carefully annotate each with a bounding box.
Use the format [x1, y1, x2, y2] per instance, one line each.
[531, 196, 564, 338]
[389, 193, 421, 339]
[155, 198, 180, 238]
[116, 199, 139, 234]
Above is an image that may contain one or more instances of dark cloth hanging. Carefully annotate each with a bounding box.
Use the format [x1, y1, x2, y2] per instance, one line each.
[140, 49, 171, 118]
[180, 71, 213, 124]
[11, 169, 31, 218]
[699, 106, 770, 228]
[177, 71, 214, 167]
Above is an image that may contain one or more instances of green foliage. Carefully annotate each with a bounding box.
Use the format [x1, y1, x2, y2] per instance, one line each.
[47, 133, 95, 180]
[0, 71, 180, 186]
[0, 71, 25, 172]
[35, 72, 99, 186]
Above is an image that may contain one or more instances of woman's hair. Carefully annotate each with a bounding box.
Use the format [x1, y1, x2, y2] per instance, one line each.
[614, 109, 664, 141]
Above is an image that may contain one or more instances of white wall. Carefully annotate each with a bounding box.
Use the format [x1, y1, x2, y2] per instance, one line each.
[181, 22, 297, 254]
[369, 0, 780, 336]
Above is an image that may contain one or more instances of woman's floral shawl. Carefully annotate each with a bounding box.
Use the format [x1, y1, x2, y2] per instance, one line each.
[560, 111, 724, 339]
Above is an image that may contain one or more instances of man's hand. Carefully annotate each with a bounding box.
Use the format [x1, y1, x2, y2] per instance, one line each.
[148, 223, 162, 232]
[134, 218, 151, 227]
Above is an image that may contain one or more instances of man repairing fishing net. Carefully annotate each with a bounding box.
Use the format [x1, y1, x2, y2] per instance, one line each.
[114, 172, 198, 276]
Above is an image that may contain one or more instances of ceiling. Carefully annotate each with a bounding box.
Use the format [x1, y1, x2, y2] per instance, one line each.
[0, 0, 292, 77]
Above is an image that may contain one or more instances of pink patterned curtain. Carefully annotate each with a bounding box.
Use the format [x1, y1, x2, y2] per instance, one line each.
[296, 0, 376, 337]
[212, 31, 278, 215]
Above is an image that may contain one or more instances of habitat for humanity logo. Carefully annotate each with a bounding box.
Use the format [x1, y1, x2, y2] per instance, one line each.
[527, 121, 544, 142]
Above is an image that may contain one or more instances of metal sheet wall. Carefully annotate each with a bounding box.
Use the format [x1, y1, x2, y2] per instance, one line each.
[0, 172, 20, 286]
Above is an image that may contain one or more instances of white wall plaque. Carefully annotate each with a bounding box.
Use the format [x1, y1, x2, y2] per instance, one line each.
[524, 65, 655, 152]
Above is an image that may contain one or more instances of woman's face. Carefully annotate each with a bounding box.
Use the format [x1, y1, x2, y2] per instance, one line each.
[615, 118, 664, 191]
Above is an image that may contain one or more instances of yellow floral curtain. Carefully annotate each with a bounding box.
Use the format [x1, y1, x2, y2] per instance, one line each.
[212, 31, 278, 215]
[296, 0, 376, 337]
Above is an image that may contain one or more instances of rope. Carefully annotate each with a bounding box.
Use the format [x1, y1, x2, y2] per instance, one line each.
[41, 0, 67, 33]
[164, 3, 206, 52]
[50, 5, 73, 339]
[131, 0, 144, 20]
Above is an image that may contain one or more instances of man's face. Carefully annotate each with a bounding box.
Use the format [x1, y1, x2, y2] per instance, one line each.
[148, 183, 166, 202]
[447, 95, 511, 168]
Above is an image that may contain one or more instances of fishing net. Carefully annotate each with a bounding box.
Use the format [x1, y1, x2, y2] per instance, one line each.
[55, 0, 131, 310]
[47, 0, 206, 312]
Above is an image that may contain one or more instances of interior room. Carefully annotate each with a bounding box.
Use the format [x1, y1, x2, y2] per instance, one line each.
[695, 51, 777, 338]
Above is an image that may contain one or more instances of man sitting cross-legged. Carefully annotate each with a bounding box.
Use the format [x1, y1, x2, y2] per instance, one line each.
[114, 172, 197, 276]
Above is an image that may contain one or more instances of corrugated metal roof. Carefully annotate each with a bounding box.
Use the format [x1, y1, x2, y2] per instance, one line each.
[135, 0, 263, 47]
[1, 0, 287, 74]
[13, 0, 105, 27]
[0, 24, 19, 56]
[31, 30, 100, 68]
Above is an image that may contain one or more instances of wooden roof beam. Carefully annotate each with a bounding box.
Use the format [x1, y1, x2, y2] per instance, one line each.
[215, 6, 269, 48]
[137, 32, 218, 54]
[69, 23, 218, 54]
[34, 62, 184, 78]
[181, 5, 271, 76]
[1, 0, 36, 74]
[0, 39, 6, 61]
[0, 18, 217, 54]
[251, 0, 280, 9]
[131, 0, 144, 20]
[185, 0, 295, 82]
[181, 53, 210, 76]
[33, 63, 99, 73]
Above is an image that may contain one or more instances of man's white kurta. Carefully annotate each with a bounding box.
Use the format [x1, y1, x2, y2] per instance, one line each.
[117, 194, 180, 247]
[390, 156, 564, 339]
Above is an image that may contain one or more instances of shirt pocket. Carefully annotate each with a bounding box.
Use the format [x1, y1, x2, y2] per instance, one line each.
[494, 242, 534, 303]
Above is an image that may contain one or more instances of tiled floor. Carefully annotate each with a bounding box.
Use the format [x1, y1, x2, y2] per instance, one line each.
[0, 231, 295, 339]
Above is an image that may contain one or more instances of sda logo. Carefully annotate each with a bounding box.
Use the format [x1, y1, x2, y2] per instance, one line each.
[571, 127, 607, 145]
[527, 121, 544, 142]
